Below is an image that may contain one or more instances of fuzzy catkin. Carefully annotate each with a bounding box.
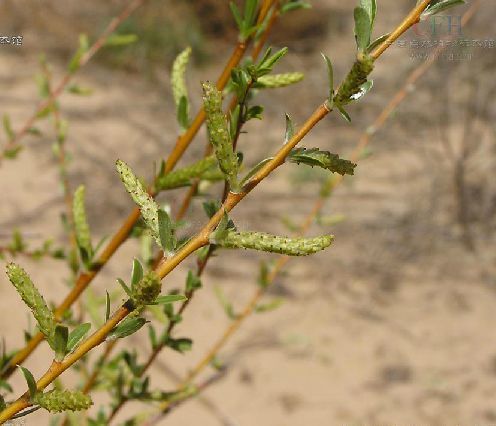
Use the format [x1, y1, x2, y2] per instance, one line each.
[333, 54, 374, 106]
[155, 155, 218, 190]
[34, 390, 92, 413]
[131, 270, 161, 306]
[171, 47, 192, 109]
[202, 81, 239, 190]
[215, 231, 334, 256]
[5, 263, 56, 341]
[73, 185, 91, 254]
[256, 72, 304, 89]
[116, 160, 160, 245]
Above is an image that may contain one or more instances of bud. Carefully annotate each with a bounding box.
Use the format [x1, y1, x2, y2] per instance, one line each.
[34, 390, 92, 413]
[131, 270, 162, 307]
[5, 263, 56, 342]
[333, 54, 374, 107]
[202, 81, 239, 191]
[255, 72, 304, 89]
[213, 231, 334, 256]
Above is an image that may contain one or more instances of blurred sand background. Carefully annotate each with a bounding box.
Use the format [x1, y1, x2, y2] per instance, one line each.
[1, 0, 496, 424]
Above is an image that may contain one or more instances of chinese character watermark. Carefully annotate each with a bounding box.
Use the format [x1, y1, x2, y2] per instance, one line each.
[0, 36, 23, 46]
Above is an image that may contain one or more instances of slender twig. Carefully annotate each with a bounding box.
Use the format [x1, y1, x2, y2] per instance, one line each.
[146, 0, 484, 420]
[0, 2, 436, 422]
[0, 1, 259, 381]
[0, 0, 149, 163]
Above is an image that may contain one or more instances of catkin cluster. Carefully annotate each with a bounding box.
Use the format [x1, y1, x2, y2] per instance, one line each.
[215, 231, 334, 256]
[333, 54, 374, 106]
[34, 390, 92, 413]
[202, 81, 239, 191]
[131, 270, 162, 307]
[73, 185, 92, 254]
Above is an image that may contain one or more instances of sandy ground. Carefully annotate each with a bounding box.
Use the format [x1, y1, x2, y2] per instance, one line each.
[1, 1, 496, 425]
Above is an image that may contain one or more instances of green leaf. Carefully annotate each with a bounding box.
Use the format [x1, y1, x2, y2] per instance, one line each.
[202, 200, 221, 219]
[53, 324, 69, 361]
[66, 84, 93, 96]
[321, 53, 334, 104]
[165, 337, 192, 353]
[288, 148, 356, 176]
[281, 1, 312, 14]
[130, 258, 143, 289]
[104, 33, 138, 47]
[117, 278, 132, 296]
[158, 209, 175, 255]
[422, 0, 465, 17]
[366, 33, 391, 54]
[256, 47, 288, 77]
[258, 261, 270, 288]
[354, 7, 372, 52]
[255, 298, 284, 313]
[245, 105, 264, 121]
[3, 113, 14, 142]
[350, 80, 373, 101]
[18, 365, 37, 399]
[185, 271, 202, 292]
[153, 294, 187, 305]
[177, 96, 190, 132]
[240, 157, 273, 187]
[229, 2, 243, 31]
[105, 291, 110, 322]
[336, 104, 351, 123]
[68, 34, 89, 73]
[67, 323, 91, 352]
[0, 394, 5, 411]
[214, 286, 237, 320]
[360, 0, 377, 29]
[284, 113, 295, 144]
[107, 317, 147, 340]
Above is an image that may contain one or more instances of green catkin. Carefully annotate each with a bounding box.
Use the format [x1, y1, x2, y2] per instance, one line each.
[333, 54, 374, 107]
[155, 155, 218, 190]
[214, 231, 334, 256]
[5, 263, 56, 342]
[202, 81, 239, 191]
[73, 185, 92, 255]
[171, 47, 192, 109]
[115, 160, 160, 245]
[256, 72, 304, 89]
[34, 390, 92, 413]
[131, 270, 161, 307]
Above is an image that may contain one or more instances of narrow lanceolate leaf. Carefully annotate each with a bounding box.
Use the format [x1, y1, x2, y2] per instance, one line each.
[360, 0, 377, 29]
[2, 113, 14, 142]
[33, 390, 92, 413]
[422, 0, 465, 17]
[107, 317, 147, 340]
[67, 323, 91, 352]
[153, 294, 187, 305]
[130, 258, 144, 290]
[53, 324, 69, 361]
[158, 209, 176, 255]
[285, 113, 295, 144]
[73, 185, 92, 259]
[213, 231, 334, 256]
[288, 148, 357, 176]
[68, 34, 89, 73]
[18, 366, 37, 399]
[202, 81, 239, 191]
[116, 159, 161, 246]
[104, 33, 138, 47]
[155, 155, 218, 191]
[354, 7, 372, 52]
[253, 72, 304, 89]
[321, 53, 334, 105]
[6, 263, 56, 342]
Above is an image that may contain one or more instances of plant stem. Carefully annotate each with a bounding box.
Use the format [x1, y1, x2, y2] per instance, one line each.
[0, 1, 439, 422]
